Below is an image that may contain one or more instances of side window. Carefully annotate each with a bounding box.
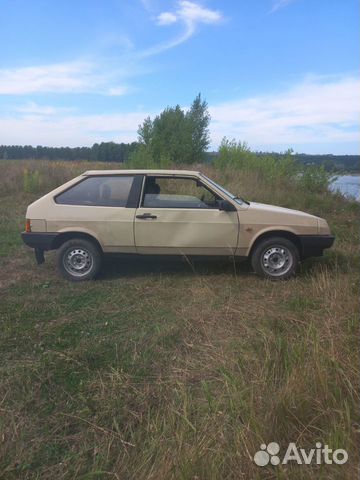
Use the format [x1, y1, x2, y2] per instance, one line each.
[142, 177, 220, 209]
[56, 176, 134, 207]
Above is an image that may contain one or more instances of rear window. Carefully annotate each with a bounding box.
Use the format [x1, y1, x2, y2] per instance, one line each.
[55, 176, 134, 207]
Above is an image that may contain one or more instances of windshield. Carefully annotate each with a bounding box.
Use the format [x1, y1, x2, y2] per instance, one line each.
[201, 174, 247, 206]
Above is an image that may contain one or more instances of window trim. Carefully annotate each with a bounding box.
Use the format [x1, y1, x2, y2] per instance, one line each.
[140, 175, 223, 210]
[54, 174, 142, 208]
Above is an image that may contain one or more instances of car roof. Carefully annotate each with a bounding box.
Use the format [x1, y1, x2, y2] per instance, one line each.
[83, 169, 201, 176]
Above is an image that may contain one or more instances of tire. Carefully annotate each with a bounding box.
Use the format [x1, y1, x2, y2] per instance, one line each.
[251, 236, 299, 280]
[56, 238, 102, 281]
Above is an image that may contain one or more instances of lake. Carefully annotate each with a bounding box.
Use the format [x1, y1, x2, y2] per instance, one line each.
[329, 175, 360, 201]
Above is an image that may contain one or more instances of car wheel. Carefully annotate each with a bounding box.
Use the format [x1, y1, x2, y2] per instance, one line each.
[56, 238, 102, 281]
[251, 236, 299, 280]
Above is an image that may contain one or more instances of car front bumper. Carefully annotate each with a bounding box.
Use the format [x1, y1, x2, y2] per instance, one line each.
[298, 235, 335, 258]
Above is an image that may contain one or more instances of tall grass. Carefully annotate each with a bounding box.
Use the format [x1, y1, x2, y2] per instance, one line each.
[0, 160, 119, 198]
[214, 138, 332, 194]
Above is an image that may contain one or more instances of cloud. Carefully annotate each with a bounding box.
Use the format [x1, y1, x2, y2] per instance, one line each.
[209, 75, 360, 150]
[0, 61, 91, 95]
[270, 0, 296, 13]
[157, 12, 178, 25]
[0, 110, 148, 146]
[107, 86, 130, 96]
[14, 101, 76, 115]
[141, 1, 223, 56]
[0, 60, 130, 96]
[1, 75, 358, 152]
[169, 0, 223, 24]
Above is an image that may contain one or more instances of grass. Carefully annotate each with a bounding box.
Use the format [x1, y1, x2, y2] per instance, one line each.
[0, 159, 359, 479]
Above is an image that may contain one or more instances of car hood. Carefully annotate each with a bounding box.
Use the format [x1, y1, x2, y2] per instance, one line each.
[248, 202, 318, 219]
[241, 202, 320, 230]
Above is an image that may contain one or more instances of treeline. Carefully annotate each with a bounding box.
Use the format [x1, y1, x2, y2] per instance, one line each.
[292, 153, 360, 173]
[1, 143, 359, 172]
[0, 142, 138, 163]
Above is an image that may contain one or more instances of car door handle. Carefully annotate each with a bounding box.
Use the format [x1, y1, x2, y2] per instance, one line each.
[136, 213, 157, 219]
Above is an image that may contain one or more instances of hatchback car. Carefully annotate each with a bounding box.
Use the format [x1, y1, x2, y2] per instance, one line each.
[21, 169, 334, 281]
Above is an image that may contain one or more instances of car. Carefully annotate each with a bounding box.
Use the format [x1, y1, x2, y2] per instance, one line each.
[21, 169, 335, 281]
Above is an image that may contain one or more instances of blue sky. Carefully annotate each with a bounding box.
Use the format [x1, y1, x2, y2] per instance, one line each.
[0, 0, 359, 153]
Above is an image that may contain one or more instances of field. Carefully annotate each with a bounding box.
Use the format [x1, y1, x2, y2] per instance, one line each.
[0, 160, 359, 479]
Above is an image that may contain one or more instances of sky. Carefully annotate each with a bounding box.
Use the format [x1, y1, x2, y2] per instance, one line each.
[0, 0, 359, 154]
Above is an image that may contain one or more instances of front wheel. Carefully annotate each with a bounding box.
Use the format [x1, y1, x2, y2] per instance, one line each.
[56, 238, 102, 281]
[251, 237, 299, 280]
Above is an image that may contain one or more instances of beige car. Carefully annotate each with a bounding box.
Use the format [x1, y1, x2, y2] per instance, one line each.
[21, 169, 334, 281]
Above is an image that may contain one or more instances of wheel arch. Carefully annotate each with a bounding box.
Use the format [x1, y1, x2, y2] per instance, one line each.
[248, 229, 302, 258]
[52, 230, 103, 253]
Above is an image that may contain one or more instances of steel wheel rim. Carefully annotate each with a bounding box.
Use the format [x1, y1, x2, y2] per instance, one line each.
[63, 247, 93, 277]
[261, 245, 293, 277]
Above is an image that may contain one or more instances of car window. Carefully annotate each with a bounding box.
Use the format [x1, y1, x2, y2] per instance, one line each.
[142, 177, 219, 209]
[55, 176, 134, 207]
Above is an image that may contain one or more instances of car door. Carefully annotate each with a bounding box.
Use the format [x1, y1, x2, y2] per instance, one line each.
[134, 175, 239, 255]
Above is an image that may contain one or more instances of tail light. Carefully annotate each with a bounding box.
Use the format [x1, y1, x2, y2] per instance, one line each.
[25, 219, 31, 233]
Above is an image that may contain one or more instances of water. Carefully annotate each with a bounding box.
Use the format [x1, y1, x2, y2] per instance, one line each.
[330, 175, 360, 201]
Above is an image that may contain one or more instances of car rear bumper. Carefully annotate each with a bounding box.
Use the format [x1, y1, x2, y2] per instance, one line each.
[21, 232, 59, 264]
[298, 235, 335, 258]
[21, 232, 58, 250]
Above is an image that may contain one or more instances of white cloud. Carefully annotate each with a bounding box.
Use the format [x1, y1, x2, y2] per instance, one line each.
[107, 86, 130, 96]
[209, 75, 360, 150]
[157, 12, 178, 25]
[142, 1, 223, 56]
[0, 60, 129, 96]
[0, 61, 90, 95]
[175, 0, 223, 24]
[14, 101, 76, 115]
[1, 75, 358, 152]
[0, 111, 148, 146]
[270, 0, 296, 13]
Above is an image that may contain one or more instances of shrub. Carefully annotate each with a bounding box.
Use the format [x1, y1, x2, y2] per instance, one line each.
[297, 165, 332, 193]
[214, 138, 298, 181]
[23, 168, 41, 193]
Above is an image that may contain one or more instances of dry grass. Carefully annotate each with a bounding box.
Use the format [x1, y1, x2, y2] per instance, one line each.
[0, 160, 359, 479]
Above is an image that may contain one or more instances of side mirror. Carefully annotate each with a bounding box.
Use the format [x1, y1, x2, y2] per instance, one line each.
[218, 199, 236, 212]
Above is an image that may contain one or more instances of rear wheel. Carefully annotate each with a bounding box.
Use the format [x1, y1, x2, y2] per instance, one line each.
[56, 238, 102, 281]
[251, 236, 299, 280]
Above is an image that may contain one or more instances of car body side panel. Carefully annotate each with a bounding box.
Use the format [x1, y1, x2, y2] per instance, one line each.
[236, 205, 319, 256]
[134, 208, 239, 255]
[28, 219, 47, 232]
[44, 204, 136, 252]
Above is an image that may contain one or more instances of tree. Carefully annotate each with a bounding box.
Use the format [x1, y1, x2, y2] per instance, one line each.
[187, 93, 211, 163]
[152, 105, 190, 163]
[135, 94, 211, 165]
[138, 116, 154, 148]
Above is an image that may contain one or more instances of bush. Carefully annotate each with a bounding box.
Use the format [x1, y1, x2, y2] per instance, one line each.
[214, 138, 335, 195]
[297, 165, 332, 193]
[214, 138, 298, 181]
[23, 168, 41, 193]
